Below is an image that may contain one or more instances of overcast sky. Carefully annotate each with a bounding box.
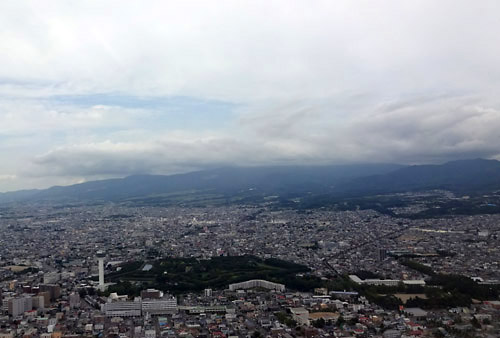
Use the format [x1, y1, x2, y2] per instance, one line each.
[1, 1, 500, 191]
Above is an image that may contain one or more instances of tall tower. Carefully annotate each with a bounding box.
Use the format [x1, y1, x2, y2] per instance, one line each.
[97, 250, 105, 289]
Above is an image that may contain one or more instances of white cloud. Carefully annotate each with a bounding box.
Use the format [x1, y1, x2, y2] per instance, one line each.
[2, 1, 499, 100]
[1, 1, 500, 190]
[0, 100, 147, 135]
[18, 94, 500, 183]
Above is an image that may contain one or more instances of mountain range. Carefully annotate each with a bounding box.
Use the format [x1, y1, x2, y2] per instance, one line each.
[1, 158, 500, 205]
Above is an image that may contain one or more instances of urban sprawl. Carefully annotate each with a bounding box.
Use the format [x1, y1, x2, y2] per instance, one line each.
[0, 198, 499, 338]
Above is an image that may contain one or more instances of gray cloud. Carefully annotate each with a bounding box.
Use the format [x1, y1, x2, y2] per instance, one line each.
[20, 94, 500, 184]
[1, 1, 500, 190]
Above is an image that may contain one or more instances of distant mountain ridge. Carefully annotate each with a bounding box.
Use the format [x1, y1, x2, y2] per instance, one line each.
[0, 163, 403, 204]
[340, 158, 500, 195]
[1, 159, 500, 205]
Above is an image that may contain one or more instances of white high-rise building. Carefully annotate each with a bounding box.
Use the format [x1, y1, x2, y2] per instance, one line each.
[97, 250, 106, 290]
[8, 296, 33, 317]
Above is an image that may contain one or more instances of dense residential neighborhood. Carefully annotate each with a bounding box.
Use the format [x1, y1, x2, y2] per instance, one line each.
[0, 198, 499, 337]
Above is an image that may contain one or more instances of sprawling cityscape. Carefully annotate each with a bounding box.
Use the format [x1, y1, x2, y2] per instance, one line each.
[0, 192, 499, 337]
[2, 1, 500, 337]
